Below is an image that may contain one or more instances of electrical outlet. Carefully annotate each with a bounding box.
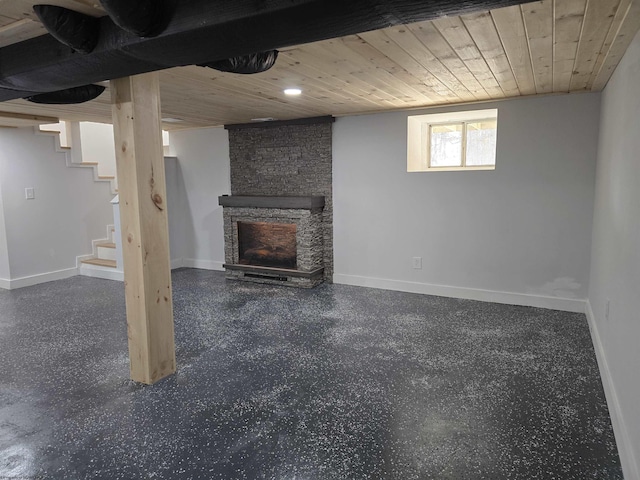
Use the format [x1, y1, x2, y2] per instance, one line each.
[412, 257, 422, 269]
[605, 299, 610, 321]
[25, 187, 35, 200]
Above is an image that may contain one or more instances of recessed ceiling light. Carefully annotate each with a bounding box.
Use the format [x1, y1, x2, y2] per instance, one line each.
[284, 88, 302, 96]
[162, 117, 184, 123]
[251, 117, 277, 122]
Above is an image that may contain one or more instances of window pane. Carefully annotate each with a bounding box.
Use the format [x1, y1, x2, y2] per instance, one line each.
[465, 120, 497, 166]
[430, 123, 463, 167]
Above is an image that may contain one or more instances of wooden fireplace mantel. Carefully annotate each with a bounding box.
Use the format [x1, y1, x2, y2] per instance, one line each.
[218, 195, 325, 210]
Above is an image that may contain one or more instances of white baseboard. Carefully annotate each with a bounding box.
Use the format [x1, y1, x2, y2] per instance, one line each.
[182, 258, 225, 271]
[171, 258, 185, 269]
[332, 274, 586, 313]
[2, 267, 78, 290]
[79, 265, 124, 282]
[585, 301, 639, 480]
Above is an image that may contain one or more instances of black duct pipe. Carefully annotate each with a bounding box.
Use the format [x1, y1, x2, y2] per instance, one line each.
[201, 51, 279, 75]
[0, 0, 531, 102]
[25, 84, 106, 104]
[98, 0, 173, 37]
[33, 5, 100, 54]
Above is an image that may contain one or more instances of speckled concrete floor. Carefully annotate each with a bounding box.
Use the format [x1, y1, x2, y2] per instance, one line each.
[0, 269, 621, 479]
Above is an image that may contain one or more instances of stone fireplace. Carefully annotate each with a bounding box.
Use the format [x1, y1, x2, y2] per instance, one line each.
[220, 195, 325, 288]
[222, 116, 334, 287]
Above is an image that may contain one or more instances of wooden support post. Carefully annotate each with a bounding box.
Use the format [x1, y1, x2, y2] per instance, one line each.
[110, 72, 176, 385]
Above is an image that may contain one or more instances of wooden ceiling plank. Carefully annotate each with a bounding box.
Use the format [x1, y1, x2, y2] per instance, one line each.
[198, 68, 376, 115]
[159, 90, 317, 124]
[491, 5, 537, 95]
[159, 68, 324, 120]
[342, 32, 460, 104]
[0, 14, 19, 27]
[587, 0, 632, 88]
[0, 18, 46, 48]
[570, 0, 621, 91]
[521, 0, 554, 94]
[290, 43, 410, 107]
[310, 37, 430, 105]
[374, 25, 478, 101]
[432, 16, 505, 98]
[553, 0, 587, 92]
[277, 50, 396, 110]
[162, 61, 390, 123]
[592, 0, 640, 89]
[281, 47, 402, 108]
[302, 39, 430, 106]
[258, 43, 410, 110]
[407, 21, 492, 99]
[461, 10, 521, 96]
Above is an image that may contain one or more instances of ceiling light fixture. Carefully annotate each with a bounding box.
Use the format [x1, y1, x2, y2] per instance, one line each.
[284, 88, 302, 96]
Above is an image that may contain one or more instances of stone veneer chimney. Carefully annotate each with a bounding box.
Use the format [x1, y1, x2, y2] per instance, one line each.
[222, 116, 334, 285]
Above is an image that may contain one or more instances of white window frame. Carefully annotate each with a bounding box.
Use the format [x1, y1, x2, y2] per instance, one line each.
[408, 108, 498, 172]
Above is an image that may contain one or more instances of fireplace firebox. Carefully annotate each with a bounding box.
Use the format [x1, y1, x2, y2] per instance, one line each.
[238, 221, 297, 269]
[219, 195, 325, 288]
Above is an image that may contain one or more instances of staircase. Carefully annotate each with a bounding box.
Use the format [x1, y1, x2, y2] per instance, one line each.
[35, 121, 172, 283]
[78, 222, 124, 281]
[36, 122, 124, 282]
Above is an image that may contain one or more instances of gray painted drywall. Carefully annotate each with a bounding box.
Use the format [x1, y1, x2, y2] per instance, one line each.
[0, 181, 9, 281]
[168, 127, 230, 268]
[589, 30, 640, 479]
[333, 93, 600, 301]
[164, 156, 188, 264]
[0, 127, 113, 280]
[79, 122, 117, 178]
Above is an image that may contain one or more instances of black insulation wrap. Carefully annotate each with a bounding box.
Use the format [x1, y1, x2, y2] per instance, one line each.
[201, 51, 279, 75]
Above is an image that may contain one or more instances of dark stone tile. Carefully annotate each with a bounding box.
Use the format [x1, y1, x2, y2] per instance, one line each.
[0, 269, 622, 479]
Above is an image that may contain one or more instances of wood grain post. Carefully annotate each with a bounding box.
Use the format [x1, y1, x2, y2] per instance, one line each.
[110, 72, 176, 385]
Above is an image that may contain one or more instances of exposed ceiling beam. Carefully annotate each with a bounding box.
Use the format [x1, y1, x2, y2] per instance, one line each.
[0, 0, 531, 102]
[0, 110, 58, 127]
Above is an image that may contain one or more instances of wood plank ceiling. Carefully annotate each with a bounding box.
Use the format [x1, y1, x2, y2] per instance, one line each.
[0, 0, 638, 129]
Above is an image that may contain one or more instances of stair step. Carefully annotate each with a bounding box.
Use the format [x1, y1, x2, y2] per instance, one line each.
[98, 175, 115, 180]
[97, 244, 117, 261]
[80, 162, 98, 166]
[81, 258, 116, 268]
[96, 242, 116, 249]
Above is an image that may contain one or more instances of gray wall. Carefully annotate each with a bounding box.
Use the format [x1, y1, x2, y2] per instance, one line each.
[168, 127, 230, 270]
[0, 127, 113, 283]
[228, 122, 333, 281]
[0, 182, 9, 283]
[588, 30, 640, 479]
[163, 156, 188, 266]
[333, 93, 600, 310]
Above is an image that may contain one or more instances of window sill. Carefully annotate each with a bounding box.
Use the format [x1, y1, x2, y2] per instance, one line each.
[408, 165, 496, 173]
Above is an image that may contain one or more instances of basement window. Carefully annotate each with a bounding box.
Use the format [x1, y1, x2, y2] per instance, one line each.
[407, 109, 498, 172]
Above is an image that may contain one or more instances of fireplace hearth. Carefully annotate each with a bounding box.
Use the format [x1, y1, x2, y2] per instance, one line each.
[219, 195, 325, 288]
